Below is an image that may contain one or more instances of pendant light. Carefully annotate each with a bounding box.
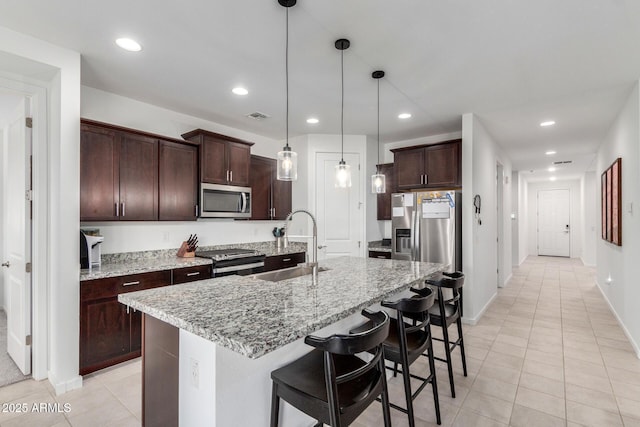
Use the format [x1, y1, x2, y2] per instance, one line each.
[335, 38, 352, 188]
[276, 0, 298, 181]
[371, 70, 386, 193]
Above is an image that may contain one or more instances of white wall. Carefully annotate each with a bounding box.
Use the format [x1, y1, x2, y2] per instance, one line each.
[81, 86, 298, 254]
[0, 25, 82, 392]
[595, 81, 640, 357]
[527, 179, 582, 258]
[0, 125, 4, 310]
[518, 172, 529, 265]
[511, 172, 520, 267]
[366, 135, 384, 243]
[461, 113, 513, 323]
[581, 172, 597, 266]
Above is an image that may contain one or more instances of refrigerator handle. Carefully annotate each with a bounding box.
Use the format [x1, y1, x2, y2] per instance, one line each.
[412, 207, 420, 261]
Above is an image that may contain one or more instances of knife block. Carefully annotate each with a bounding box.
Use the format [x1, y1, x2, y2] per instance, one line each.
[177, 241, 195, 258]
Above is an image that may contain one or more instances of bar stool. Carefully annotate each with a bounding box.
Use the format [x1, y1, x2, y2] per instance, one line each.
[351, 289, 441, 426]
[411, 271, 466, 398]
[270, 310, 392, 427]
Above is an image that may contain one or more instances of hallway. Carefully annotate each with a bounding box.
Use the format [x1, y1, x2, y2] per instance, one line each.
[0, 256, 639, 426]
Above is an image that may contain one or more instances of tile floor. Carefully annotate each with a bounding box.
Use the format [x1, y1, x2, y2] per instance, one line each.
[1, 256, 639, 426]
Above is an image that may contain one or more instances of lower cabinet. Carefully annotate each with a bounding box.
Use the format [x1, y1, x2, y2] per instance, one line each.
[80, 267, 206, 375]
[368, 250, 391, 259]
[263, 252, 306, 272]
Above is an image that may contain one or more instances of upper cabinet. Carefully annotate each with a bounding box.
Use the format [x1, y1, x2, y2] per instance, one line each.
[376, 163, 395, 220]
[159, 140, 198, 221]
[249, 155, 292, 220]
[81, 120, 199, 222]
[181, 129, 253, 187]
[392, 139, 461, 191]
[81, 122, 158, 221]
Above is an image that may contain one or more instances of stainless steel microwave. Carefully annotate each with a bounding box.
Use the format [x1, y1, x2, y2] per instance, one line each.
[200, 183, 251, 218]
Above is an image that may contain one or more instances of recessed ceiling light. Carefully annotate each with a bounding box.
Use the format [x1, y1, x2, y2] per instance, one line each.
[545, 150, 557, 155]
[306, 118, 319, 124]
[232, 87, 249, 96]
[550, 176, 557, 181]
[540, 120, 556, 127]
[548, 167, 556, 172]
[398, 113, 412, 119]
[115, 38, 142, 52]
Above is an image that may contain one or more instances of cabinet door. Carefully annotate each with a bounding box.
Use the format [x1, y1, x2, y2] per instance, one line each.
[395, 148, 425, 190]
[80, 298, 130, 370]
[249, 156, 273, 220]
[425, 141, 461, 188]
[159, 140, 198, 220]
[80, 124, 120, 221]
[272, 169, 292, 220]
[227, 142, 251, 186]
[376, 163, 394, 220]
[130, 309, 142, 354]
[263, 252, 306, 272]
[201, 136, 228, 184]
[119, 132, 158, 220]
[172, 265, 212, 284]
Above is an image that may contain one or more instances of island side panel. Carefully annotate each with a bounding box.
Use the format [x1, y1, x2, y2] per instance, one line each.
[143, 314, 179, 427]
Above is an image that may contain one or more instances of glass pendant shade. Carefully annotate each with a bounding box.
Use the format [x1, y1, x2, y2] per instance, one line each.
[335, 161, 352, 188]
[277, 146, 297, 181]
[371, 173, 386, 193]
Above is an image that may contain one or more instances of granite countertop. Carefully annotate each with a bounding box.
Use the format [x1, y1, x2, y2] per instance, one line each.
[119, 256, 446, 359]
[80, 241, 307, 282]
[368, 240, 392, 253]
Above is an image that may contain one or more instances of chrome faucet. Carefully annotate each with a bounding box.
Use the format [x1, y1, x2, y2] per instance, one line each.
[283, 209, 318, 270]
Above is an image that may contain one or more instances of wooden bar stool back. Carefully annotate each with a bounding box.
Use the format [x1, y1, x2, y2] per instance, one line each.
[270, 310, 392, 427]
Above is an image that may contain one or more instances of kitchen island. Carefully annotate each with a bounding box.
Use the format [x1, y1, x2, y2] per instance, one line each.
[119, 256, 446, 427]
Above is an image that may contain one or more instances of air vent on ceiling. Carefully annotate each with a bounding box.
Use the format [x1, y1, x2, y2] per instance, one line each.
[245, 111, 270, 120]
[553, 160, 573, 165]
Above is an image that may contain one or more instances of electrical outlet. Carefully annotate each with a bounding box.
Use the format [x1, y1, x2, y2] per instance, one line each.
[191, 358, 199, 389]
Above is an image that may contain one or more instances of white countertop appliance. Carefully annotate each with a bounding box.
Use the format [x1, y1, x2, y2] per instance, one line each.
[80, 230, 104, 269]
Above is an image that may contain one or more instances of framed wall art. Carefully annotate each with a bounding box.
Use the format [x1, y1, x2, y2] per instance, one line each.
[601, 157, 622, 246]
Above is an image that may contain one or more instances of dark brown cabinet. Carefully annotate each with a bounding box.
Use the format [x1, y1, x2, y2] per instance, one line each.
[159, 140, 199, 221]
[264, 252, 306, 272]
[172, 264, 212, 284]
[368, 250, 391, 259]
[81, 120, 201, 222]
[249, 155, 292, 220]
[392, 140, 461, 191]
[376, 163, 395, 220]
[80, 270, 171, 375]
[81, 123, 159, 221]
[182, 129, 253, 187]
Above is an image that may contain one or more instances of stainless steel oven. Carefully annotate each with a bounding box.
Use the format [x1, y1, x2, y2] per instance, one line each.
[200, 183, 251, 218]
[196, 249, 265, 277]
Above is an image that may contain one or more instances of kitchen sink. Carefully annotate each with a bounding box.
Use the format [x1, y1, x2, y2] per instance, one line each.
[249, 265, 329, 282]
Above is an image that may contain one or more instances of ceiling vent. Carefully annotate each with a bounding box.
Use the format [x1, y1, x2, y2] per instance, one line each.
[553, 160, 573, 165]
[245, 111, 270, 120]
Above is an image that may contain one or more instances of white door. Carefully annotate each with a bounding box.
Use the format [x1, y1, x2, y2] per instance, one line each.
[3, 98, 31, 375]
[537, 189, 570, 257]
[315, 152, 362, 260]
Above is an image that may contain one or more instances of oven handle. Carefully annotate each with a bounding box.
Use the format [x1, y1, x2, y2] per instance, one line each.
[214, 261, 264, 274]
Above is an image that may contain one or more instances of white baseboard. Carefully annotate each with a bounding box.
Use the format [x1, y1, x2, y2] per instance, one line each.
[502, 273, 513, 287]
[462, 292, 497, 326]
[595, 280, 640, 360]
[48, 371, 83, 395]
[579, 256, 596, 267]
[518, 255, 528, 266]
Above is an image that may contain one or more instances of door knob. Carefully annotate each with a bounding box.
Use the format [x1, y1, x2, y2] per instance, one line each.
[1, 261, 9, 268]
[318, 245, 327, 249]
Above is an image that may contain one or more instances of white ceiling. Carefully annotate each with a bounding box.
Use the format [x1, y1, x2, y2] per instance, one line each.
[2, 0, 640, 179]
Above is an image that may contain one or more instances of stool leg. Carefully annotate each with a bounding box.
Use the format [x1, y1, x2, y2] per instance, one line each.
[270, 382, 280, 427]
[400, 352, 416, 427]
[427, 336, 442, 425]
[379, 357, 392, 427]
[456, 317, 468, 377]
[441, 323, 456, 398]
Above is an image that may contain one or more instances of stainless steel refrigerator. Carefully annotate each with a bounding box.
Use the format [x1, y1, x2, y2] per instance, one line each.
[391, 191, 461, 272]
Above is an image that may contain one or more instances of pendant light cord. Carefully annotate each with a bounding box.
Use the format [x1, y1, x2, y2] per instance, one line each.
[285, 7, 289, 149]
[377, 78, 380, 174]
[341, 48, 344, 163]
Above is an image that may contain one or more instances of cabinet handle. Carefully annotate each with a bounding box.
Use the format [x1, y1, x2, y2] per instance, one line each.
[195, 205, 199, 217]
[122, 281, 140, 286]
[226, 170, 229, 181]
[115, 202, 119, 217]
[424, 174, 428, 184]
[230, 170, 233, 182]
[377, 256, 387, 259]
[126, 306, 130, 315]
[121, 202, 126, 217]
[272, 207, 276, 217]
[186, 272, 200, 277]
[282, 258, 291, 262]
